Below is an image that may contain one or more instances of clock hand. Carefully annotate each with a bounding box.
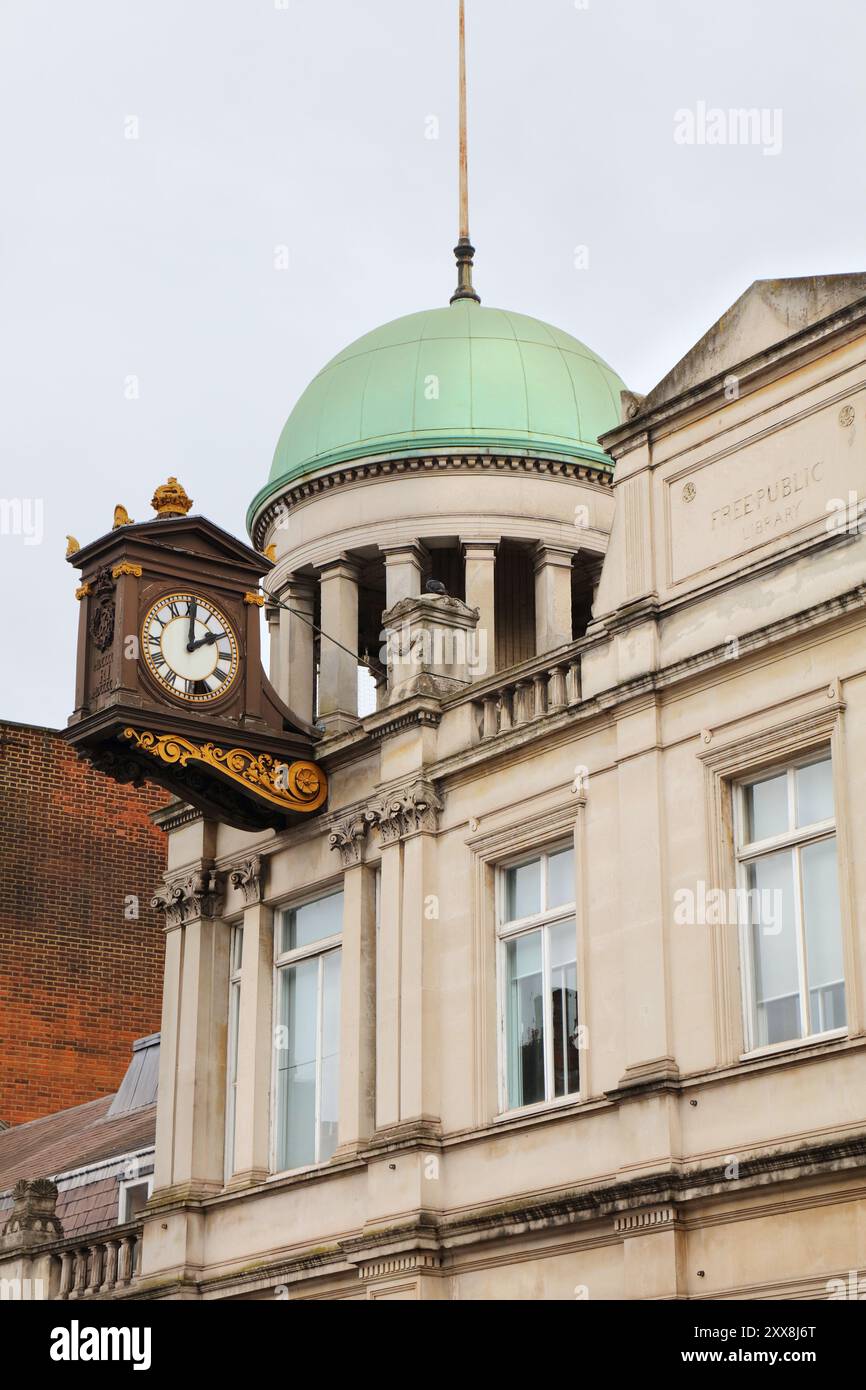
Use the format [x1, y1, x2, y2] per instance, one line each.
[186, 599, 198, 652]
[187, 631, 226, 652]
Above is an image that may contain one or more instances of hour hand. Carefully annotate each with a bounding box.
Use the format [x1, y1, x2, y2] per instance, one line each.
[187, 631, 224, 652]
[186, 600, 198, 651]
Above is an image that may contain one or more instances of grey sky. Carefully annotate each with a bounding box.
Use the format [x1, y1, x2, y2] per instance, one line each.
[1, 0, 864, 727]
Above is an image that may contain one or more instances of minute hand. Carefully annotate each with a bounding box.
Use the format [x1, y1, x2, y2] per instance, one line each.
[188, 631, 225, 652]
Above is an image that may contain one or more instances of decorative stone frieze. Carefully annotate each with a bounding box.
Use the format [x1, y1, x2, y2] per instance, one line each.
[229, 855, 264, 905]
[1, 1179, 63, 1251]
[151, 866, 225, 926]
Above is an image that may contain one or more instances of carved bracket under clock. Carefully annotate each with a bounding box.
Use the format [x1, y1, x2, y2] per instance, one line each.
[64, 478, 328, 832]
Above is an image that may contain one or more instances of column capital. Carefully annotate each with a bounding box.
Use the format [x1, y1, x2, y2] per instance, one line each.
[461, 537, 499, 559]
[276, 572, 316, 603]
[319, 553, 362, 581]
[533, 542, 577, 573]
[380, 540, 429, 563]
[151, 865, 226, 928]
[228, 855, 265, 906]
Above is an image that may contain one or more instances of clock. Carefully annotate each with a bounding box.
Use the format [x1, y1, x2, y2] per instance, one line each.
[141, 592, 240, 704]
[65, 477, 327, 830]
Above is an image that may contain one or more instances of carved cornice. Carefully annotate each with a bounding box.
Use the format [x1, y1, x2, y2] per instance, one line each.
[252, 451, 613, 548]
[151, 866, 225, 927]
[228, 855, 265, 905]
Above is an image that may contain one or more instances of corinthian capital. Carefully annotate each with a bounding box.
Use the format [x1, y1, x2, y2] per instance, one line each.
[365, 779, 443, 846]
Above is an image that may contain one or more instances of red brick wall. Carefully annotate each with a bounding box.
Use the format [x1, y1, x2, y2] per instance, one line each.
[0, 722, 167, 1125]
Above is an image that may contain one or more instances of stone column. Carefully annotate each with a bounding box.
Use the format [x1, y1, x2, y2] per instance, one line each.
[533, 544, 575, 654]
[228, 858, 274, 1187]
[318, 556, 360, 735]
[383, 542, 426, 609]
[613, 704, 678, 1091]
[151, 861, 230, 1196]
[279, 576, 316, 725]
[265, 600, 282, 694]
[375, 841, 402, 1132]
[462, 540, 496, 678]
[334, 862, 377, 1156]
[368, 781, 443, 1139]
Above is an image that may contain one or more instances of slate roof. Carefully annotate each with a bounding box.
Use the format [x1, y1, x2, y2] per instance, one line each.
[0, 1035, 158, 1239]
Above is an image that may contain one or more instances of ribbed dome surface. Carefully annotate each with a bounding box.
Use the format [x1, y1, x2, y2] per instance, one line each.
[248, 299, 625, 531]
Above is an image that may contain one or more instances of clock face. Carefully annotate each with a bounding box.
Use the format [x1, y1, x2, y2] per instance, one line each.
[141, 593, 240, 704]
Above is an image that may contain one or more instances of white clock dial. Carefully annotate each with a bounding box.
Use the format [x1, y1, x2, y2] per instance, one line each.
[141, 593, 239, 704]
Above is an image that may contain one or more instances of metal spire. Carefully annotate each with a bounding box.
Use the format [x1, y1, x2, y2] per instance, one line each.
[451, 0, 480, 303]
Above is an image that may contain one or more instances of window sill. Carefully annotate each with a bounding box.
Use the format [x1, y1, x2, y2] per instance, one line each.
[266, 1160, 331, 1182]
[493, 1093, 584, 1125]
[739, 1028, 847, 1064]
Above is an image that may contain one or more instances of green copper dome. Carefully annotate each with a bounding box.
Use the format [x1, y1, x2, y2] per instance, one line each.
[248, 300, 625, 533]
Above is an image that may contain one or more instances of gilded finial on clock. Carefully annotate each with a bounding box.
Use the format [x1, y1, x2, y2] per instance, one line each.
[151, 476, 193, 518]
[113, 504, 134, 529]
[66, 535, 80, 557]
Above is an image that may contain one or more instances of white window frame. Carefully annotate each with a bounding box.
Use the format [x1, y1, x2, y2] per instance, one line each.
[496, 844, 580, 1115]
[224, 924, 243, 1182]
[118, 1175, 153, 1224]
[270, 888, 343, 1176]
[734, 751, 847, 1055]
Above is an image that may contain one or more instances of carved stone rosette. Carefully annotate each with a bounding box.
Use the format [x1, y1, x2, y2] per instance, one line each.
[328, 780, 443, 863]
[151, 867, 225, 927]
[229, 855, 264, 905]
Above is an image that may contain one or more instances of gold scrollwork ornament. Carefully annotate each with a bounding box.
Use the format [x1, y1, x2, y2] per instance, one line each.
[121, 728, 327, 814]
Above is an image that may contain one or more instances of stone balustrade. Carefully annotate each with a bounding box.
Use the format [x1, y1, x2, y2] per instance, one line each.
[53, 1225, 141, 1299]
[468, 645, 582, 741]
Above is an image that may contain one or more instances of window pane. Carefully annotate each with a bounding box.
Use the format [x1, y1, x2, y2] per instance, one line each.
[275, 957, 318, 1170]
[319, 951, 341, 1162]
[796, 758, 834, 828]
[747, 851, 801, 1047]
[547, 848, 575, 909]
[504, 860, 541, 922]
[505, 931, 544, 1107]
[548, 919, 580, 1098]
[230, 926, 243, 974]
[802, 837, 846, 1034]
[225, 980, 240, 1178]
[281, 891, 343, 952]
[743, 772, 788, 844]
[123, 1183, 150, 1221]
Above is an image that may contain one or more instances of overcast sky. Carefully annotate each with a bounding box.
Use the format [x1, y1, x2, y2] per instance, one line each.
[1, 0, 864, 727]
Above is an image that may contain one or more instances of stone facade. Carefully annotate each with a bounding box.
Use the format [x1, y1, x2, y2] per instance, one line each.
[135, 277, 866, 1300]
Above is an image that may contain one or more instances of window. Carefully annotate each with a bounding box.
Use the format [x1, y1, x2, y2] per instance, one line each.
[273, 890, 343, 1171]
[119, 1176, 152, 1223]
[225, 925, 243, 1180]
[735, 753, 846, 1051]
[497, 847, 579, 1111]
